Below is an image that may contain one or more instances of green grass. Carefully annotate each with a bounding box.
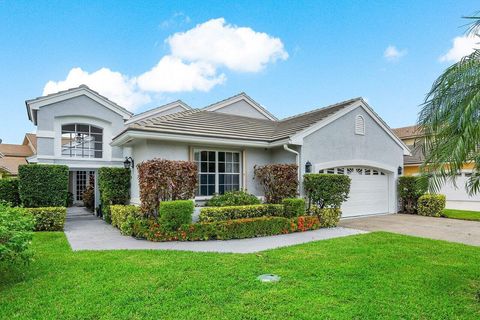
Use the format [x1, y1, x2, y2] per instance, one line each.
[442, 209, 480, 222]
[1, 232, 479, 319]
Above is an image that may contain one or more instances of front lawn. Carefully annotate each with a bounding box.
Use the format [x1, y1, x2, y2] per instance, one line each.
[1, 232, 479, 319]
[443, 209, 480, 222]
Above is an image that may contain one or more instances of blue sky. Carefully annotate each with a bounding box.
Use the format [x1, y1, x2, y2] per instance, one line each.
[0, 0, 478, 143]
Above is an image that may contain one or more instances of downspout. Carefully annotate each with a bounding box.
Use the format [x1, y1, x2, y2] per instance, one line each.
[283, 144, 301, 193]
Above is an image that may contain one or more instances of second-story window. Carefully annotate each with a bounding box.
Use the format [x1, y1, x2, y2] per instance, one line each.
[61, 124, 103, 158]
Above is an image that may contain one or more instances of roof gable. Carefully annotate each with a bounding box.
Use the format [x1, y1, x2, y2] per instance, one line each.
[26, 85, 133, 125]
[126, 100, 191, 125]
[203, 92, 277, 121]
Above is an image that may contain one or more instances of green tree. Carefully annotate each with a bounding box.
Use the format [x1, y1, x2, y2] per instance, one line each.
[418, 14, 480, 194]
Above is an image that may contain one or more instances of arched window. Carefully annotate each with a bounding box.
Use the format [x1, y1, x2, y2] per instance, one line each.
[355, 115, 365, 135]
[61, 124, 103, 158]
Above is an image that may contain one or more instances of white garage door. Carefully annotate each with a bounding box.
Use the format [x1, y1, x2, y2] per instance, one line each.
[319, 167, 389, 217]
[438, 172, 480, 211]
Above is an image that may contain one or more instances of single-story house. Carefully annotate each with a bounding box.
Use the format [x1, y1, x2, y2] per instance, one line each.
[0, 133, 36, 178]
[394, 125, 480, 211]
[26, 85, 409, 217]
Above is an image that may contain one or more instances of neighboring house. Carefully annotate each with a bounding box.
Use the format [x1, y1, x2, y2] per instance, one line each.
[394, 125, 480, 210]
[0, 133, 36, 178]
[26, 85, 409, 217]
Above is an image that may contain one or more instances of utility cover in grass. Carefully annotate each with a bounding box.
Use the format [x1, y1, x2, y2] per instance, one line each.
[257, 274, 281, 283]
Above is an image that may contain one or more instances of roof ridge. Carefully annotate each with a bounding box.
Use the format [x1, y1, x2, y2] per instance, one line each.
[279, 97, 362, 122]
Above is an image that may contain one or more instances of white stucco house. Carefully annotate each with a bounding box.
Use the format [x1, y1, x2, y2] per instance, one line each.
[25, 85, 410, 217]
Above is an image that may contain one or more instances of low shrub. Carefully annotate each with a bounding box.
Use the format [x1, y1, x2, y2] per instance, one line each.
[0, 179, 20, 206]
[0, 203, 34, 263]
[25, 207, 67, 231]
[18, 164, 69, 207]
[110, 205, 141, 236]
[310, 206, 342, 227]
[291, 216, 321, 232]
[398, 176, 428, 214]
[254, 163, 298, 203]
[159, 200, 194, 231]
[82, 175, 95, 212]
[304, 174, 350, 209]
[214, 217, 291, 240]
[199, 204, 284, 223]
[206, 190, 261, 207]
[417, 194, 446, 217]
[282, 198, 305, 217]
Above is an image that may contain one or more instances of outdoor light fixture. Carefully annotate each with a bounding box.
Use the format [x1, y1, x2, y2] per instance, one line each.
[124, 156, 134, 170]
[305, 161, 312, 173]
[398, 166, 403, 175]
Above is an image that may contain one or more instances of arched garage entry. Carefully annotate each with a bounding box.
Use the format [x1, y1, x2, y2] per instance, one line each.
[313, 161, 396, 217]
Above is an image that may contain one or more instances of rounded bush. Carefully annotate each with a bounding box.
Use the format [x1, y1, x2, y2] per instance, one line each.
[206, 190, 260, 207]
[417, 194, 446, 217]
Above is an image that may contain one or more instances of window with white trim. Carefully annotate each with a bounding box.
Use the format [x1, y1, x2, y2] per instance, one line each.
[355, 115, 365, 135]
[61, 124, 103, 158]
[194, 150, 241, 196]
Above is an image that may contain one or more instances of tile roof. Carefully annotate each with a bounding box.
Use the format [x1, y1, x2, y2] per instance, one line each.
[393, 125, 423, 139]
[123, 98, 360, 142]
[24, 133, 37, 152]
[0, 143, 34, 157]
[0, 157, 28, 175]
[403, 143, 424, 165]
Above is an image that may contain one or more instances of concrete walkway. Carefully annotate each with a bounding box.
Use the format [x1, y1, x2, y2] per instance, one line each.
[340, 214, 480, 246]
[64, 207, 368, 253]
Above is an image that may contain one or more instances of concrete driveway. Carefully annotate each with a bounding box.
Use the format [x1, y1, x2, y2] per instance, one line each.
[339, 214, 480, 246]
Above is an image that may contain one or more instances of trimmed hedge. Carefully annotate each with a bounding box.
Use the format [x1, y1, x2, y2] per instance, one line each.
[304, 174, 351, 209]
[310, 206, 342, 227]
[0, 203, 34, 263]
[206, 190, 261, 207]
[0, 179, 20, 206]
[398, 176, 428, 214]
[25, 207, 67, 231]
[417, 194, 446, 217]
[159, 200, 194, 231]
[140, 216, 321, 242]
[110, 205, 141, 236]
[109, 205, 322, 242]
[282, 198, 305, 217]
[18, 164, 69, 207]
[98, 167, 131, 223]
[199, 204, 284, 223]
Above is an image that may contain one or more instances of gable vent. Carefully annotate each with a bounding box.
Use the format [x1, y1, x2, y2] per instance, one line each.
[355, 115, 365, 135]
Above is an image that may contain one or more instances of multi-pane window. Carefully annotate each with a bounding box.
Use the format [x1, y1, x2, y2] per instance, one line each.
[194, 150, 241, 196]
[61, 124, 103, 158]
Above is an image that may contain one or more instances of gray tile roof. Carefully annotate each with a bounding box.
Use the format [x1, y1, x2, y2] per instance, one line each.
[122, 97, 361, 142]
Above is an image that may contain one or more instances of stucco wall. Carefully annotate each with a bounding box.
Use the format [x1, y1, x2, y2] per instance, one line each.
[212, 100, 271, 120]
[129, 140, 273, 202]
[301, 107, 403, 171]
[35, 95, 126, 166]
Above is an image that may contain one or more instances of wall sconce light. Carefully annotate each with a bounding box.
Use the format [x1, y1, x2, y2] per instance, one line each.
[124, 156, 134, 170]
[398, 166, 403, 175]
[305, 161, 312, 173]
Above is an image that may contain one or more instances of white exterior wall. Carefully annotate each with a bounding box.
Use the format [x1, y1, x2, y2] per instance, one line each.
[301, 106, 404, 213]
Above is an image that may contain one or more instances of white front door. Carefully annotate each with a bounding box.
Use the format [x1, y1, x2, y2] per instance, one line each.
[319, 167, 390, 217]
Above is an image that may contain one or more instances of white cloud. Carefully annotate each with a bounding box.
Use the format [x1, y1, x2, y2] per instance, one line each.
[137, 56, 225, 92]
[439, 34, 480, 63]
[160, 12, 191, 29]
[43, 18, 287, 110]
[168, 18, 288, 72]
[43, 67, 150, 111]
[384, 45, 407, 61]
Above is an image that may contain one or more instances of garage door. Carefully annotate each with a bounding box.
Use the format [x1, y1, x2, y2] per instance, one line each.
[438, 172, 480, 211]
[318, 167, 389, 217]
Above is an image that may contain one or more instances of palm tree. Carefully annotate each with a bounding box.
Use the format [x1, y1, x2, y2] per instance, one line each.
[418, 15, 480, 195]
